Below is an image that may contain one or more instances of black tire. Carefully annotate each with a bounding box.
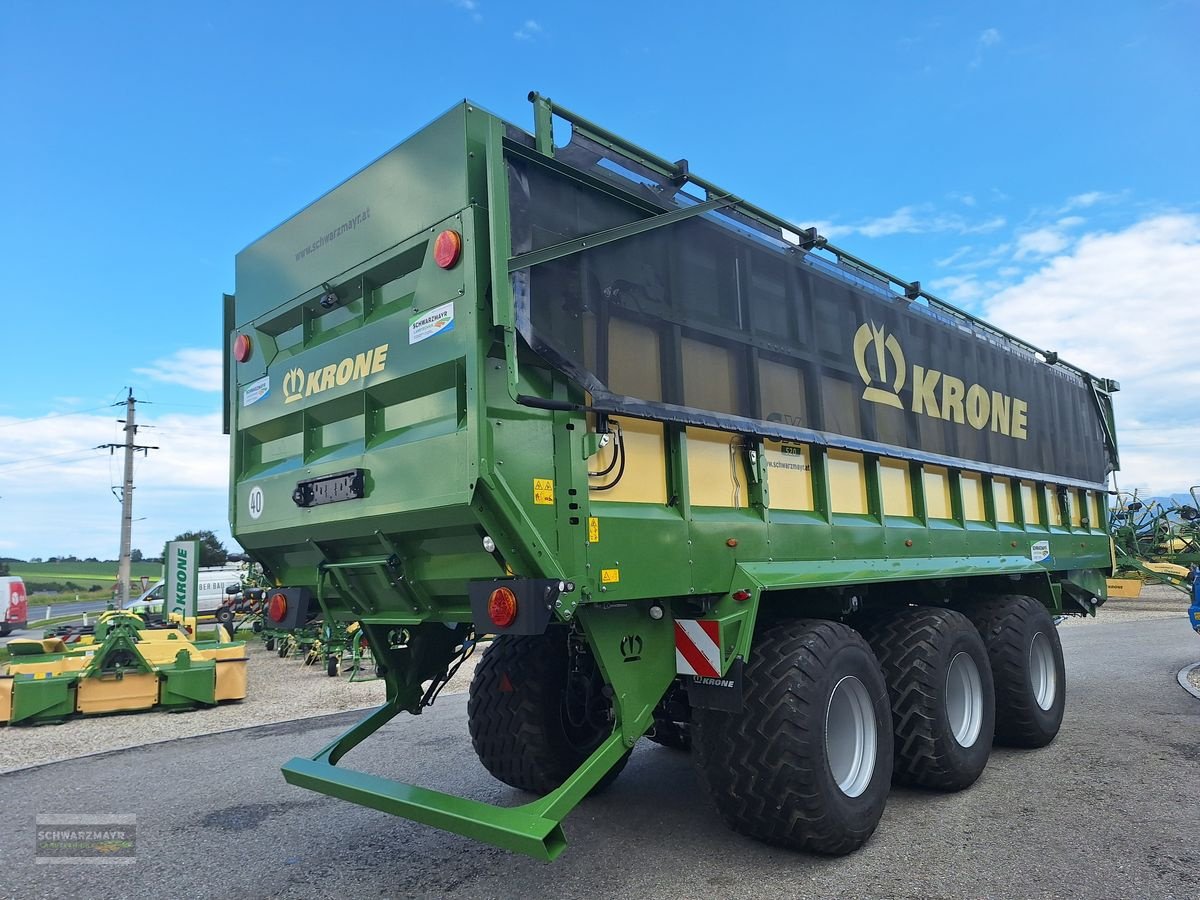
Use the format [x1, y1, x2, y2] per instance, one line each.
[646, 719, 692, 752]
[860, 607, 995, 791]
[964, 595, 1065, 748]
[215, 607, 234, 629]
[0, 625, 10, 637]
[264, 636, 275, 652]
[468, 630, 628, 795]
[326, 656, 340, 678]
[693, 619, 892, 855]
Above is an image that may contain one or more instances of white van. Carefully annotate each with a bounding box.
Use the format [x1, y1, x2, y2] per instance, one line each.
[125, 566, 245, 618]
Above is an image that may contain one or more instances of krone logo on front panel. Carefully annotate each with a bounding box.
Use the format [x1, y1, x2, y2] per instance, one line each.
[853, 322, 905, 409]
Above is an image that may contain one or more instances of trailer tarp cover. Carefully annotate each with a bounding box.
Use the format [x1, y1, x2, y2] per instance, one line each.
[506, 140, 1111, 487]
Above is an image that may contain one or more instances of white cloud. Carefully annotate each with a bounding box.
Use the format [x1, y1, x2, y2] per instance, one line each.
[984, 213, 1200, 494]
[978, 27, 1002, 47]
[514, 19, 542, 40]
[817, 205, 1006, 240]
[134, 348, 223, 392]
[449, 0, 483, 22]
[0, 408, 230, 559]
[970, 28, 1002, 67]
[1013, 226, 1071, 259]
[1062, 191, 1110, 211]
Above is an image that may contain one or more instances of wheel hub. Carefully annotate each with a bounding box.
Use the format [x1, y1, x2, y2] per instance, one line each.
[945, 651, 984, 747]
[1029, 631, 1057, 710]
[825, 675, 877, 798]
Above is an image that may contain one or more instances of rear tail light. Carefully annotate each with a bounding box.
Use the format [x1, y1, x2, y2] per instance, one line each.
[434, 230, 462, 269]
[267, 592, 288, 623]
[233, 333, 253, 362]
[487, 587, 518, 628]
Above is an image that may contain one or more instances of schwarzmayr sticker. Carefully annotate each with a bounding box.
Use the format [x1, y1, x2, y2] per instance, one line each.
[409, 301, 455, 345]
[242, 375, 269, 407]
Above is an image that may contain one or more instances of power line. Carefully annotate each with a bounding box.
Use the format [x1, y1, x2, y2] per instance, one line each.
[0, 405, 112, 429]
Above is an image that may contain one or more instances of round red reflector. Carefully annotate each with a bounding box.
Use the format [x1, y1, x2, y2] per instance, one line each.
[487, 587, 518, 628]
[233, 333, 253, 362]
[732, 589, 751, 602]
[267, 592, 288, 623]
[434, 230, 462, 269]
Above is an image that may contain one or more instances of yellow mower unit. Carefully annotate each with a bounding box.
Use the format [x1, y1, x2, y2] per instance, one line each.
[0, 610, 248, 725]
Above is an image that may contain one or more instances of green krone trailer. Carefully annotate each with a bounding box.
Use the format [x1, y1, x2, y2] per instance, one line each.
[224, 93, 1119, 860]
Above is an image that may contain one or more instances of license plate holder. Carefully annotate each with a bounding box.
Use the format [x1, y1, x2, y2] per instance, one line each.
[292, 469, 366, 508]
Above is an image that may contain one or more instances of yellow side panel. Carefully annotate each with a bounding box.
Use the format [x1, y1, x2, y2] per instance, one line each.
[682, 338, 739, 414]
[1069, 490, 1084, 527]
[608, 318, 662, 401]
[758, 359, 807, 426]
[0, 678, 11, 723]
[687, 427, 749, 508]
[827, 450, 869, 514]
[924, 466, 953, 519]
[1047, 487, 1063, 526]
[1106, 578, 1142, 599]
[880, 459, 913, 517]
[77, 672, 158, 715]
[764, 441, 813, 510]
[1020, 481, 1041, 525]
[214, 659, 248, 701]
[993, 478, 1016, 523]
[588, 418, 667, 504]
[962, 473, 986, 522]
[1093, 492, 1108, 530]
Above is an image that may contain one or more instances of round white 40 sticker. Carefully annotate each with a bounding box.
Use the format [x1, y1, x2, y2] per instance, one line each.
[248, 485, 264, 520]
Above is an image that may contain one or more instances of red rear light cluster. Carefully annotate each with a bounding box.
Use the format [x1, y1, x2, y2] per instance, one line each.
[233, 333, 253, 362]
[487, 586, 518, 628]
[434, 229, 462, 269]
[267, 592, 288, 623]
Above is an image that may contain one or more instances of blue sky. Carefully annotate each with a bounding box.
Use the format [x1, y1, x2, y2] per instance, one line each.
[2, 0, 1198, 559]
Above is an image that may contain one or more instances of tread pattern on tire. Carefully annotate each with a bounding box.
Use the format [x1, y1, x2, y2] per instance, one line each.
[860, 606, 994, 790]
[468, 632, 627, 795]
[693, 619, 891, 856]
[964, 594, 1064, 748]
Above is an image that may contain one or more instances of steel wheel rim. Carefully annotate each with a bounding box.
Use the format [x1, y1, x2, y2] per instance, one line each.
[945, 651, 984, 747]
[1029, 631, 1057, 710]
[825, 675, 877, 798]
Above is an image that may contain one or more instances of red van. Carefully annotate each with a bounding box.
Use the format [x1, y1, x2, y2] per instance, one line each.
[1, 576, 28, 636]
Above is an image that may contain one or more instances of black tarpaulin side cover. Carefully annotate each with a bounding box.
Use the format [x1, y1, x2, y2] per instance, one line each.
[505, 144, 1112, 488]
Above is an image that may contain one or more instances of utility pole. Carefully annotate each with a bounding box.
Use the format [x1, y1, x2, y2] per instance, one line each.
[97, 389, 157, 606]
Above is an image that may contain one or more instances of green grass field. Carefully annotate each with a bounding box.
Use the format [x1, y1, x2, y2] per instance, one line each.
[8, 561, 163, 603]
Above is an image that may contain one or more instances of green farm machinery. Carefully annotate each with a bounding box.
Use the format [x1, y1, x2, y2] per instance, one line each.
[224, 93, 1119, 860]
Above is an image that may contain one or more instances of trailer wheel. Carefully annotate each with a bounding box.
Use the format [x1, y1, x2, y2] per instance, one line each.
[965, 595, 1065, 748]
[860, 607, 995, 791]
[326, 656, 340, 678]
[693, 619, 892, 855]
[264, 636, 275, 652]
[468, 630, 628, 796]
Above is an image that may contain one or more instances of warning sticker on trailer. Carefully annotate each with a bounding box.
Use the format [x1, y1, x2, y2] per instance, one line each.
[588, 517, 599, 543]
[533, 478, 555, 505]
[1031, 540, 1051, 563]
[409, 301, 455, 344]
[675, 619, 721, 678]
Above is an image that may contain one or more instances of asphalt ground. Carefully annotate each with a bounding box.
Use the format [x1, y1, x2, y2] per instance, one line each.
[1, 612, 1197, 899]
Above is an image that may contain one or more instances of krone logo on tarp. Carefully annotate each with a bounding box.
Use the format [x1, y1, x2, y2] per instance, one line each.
[853, 322, 906, 409]
[283, 343, 389, 404]
[853, 321, 1029, 440]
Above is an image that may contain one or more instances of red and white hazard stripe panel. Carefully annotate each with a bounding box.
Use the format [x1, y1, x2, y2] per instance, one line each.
[675, 619, 721, 678]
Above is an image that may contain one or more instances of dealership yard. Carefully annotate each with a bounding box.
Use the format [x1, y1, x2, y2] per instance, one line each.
[1, 588, 1196, 899]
